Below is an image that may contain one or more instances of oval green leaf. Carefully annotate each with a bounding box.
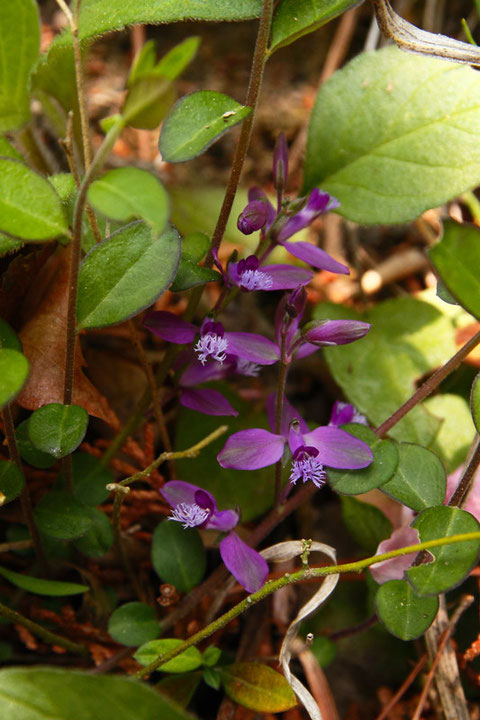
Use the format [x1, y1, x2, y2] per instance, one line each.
[0, 667, 195, 720]
[376, 579, 438, 640]
[159, 91, 251, 163]
[0, 159, 68, 240]
[0, 564, 88, 596]
[88, 168, 169, 233]
[108, 602, 160, 647]
[0, 461, 24, 505]
[152, 520, 206, 593]
[15, 419, 57, 469]
[407, 506, 480, 596]
[0, 349, 29, 409]
[220, 663, 297, 713]
[28, 403, 88, 459]
[76, 222, 180, 329]
[0, 0, 40, 131]
[328, 423, 398, 494]
[134, 638, 203, 673]
[430, 220, 480, 320]
[74, 508, 114, 558]
[304, 45, 480, 225]
[34, 490, 93, 540]
[380, 443, 446, 511]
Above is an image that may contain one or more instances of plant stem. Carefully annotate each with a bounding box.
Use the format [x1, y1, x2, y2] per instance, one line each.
[448, 435, 480, 507]
[136, 530, 480, 678]
[0, 601, 88, 656]
[375, 327, 480, 437]
[71, 0, 92, 170]
[1, 407, 47, 570]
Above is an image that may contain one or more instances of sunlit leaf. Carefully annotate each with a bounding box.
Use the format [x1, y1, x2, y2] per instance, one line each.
[0, 349, 29, 409]
[220, 663, 297, 712]
[134, 639, 203, 673]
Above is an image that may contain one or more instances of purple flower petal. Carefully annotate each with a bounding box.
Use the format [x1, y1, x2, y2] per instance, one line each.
[224, 332, 280, 365]
[277, 189, 339, 240]
[161, 481, 216, 510]
[180, 360, 231, 387]
[303, 426, 373, 469]
[218, 429, 285, 470]
[180, 388, 239, 416]
[144, 311, 197, 343]
[279, 241, 349, 274]
[266, 393, 309, 437]
[219, 531, 269, 593]
[370, 526, 420, 584]
[237, 200, 269, 235]
[329, 401, 368, 427]
[302, 319, 371, 346]
[207, 508, 239, 532]
[248, 187, 276, 229]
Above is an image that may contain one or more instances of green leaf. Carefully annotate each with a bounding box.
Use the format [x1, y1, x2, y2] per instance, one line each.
[376, 579, 438, 640]
[134, 639, 203, 672]
[108, 602, 159, 647]
[28, 403, 89, 459]
[0, 0, 40, 131]
[328, 423, 398, 495]
[0, 461, 24, 505]
[472, 373, 480, 434]
[0, 136, 22, 161]
[32, 39, 77, 119]
[74, 508, 114, 558]
[380, 443, 446, 512]
[203, 645, 222, 667]
[34, 490, 93, 540]
[430, 221, 480, 320]
[270, 0, 362, 53]
[424, 394, 475, 474]
[171, 232, 219, 292]
[407, 506, 480, 596]
[304, 46, 480, 225]
[0, 667, 195, 720]
[70, 452, 112, 506]
[159, 91, 251, 162]
[88, 168, 169, 233]
[154, 37, 200, 81]
[123, 76, 175, 130]
[341, 496, 392, 554]
[203, 667, 221, 690]
[152, 520, 206, 593]
[313, 297, 456, 446]
[0, 349, 29, 409]
[0, 159, 68, 240]
[15, 419, 57, 469]
[0, 565, 88, 596]
[48, 173, 76, 203]
[77, 222, 180, 329]
[0, 319, 21, 351]
[0, 234, 23, 258]
[220, 663, 297, 713]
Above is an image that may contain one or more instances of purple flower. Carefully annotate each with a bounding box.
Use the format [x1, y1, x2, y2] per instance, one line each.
[144, 312, 280, 367]
[217, 394, 373, 486]
[227, 254, 313, 292]
[302, 319, 371, 347]
[160, 481, 268, 593]
[237, 200, 270, 235]
[329, 401, 368, 427]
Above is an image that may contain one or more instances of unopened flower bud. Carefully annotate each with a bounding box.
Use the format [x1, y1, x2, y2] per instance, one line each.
[302, 319, 370, 346]
[286, 286, 307, 318]
[237, 200, 268, 235]
[273, 133, 289, 196]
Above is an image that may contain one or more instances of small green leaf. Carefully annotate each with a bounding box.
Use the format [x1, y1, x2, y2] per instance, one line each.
[34, 490, 93, 540]
[203, 645, 222, 667]
[28, 403, 88, 459]
[0, 137, 22, 161]
[159, 91, 251, 163]
[0, 564, 88, 596]
[328, 423, 398, 494]
[108, 602, 160, 647]
[0, 349, 29, 409]
[0, 159, 68, 240]
[74, 508, 114, 558]
[220, 663, 297, 713]
[203, 667, 221, 690]
[0, 668, 195, 720]
[15, 419, 57, 469]
[471, 373, 480, 434]
[171, 232, 219, 292]
[408, 506, 480, 596]
[0, 320, 21, 351]
[71, 452, 112, 506]
[88, 168, 169, 233]
[48, 173, 76, 202]
[304, 46, 480, 224]
[152, 521, 206, 593]
[341, 496, 392, 554]
[134, 639, 203, 673]
[77, 222, 181, 329]
[154, 37, 200, 80]
[380, 443, 446, 512]
[0, 0, 40, 130]
[0, 461, 24, 505]
[123, 77, 175, 130]
[376, 579, 438, 640]
[430, 221, 480, 320]
[270, 0, 362, 53]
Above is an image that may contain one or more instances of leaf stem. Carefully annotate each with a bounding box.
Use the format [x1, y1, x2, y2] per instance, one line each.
[136, 530, 480, 677]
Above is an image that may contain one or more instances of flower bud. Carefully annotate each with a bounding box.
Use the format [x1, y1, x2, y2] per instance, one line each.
[273, 133, 289, 196]
[286, 286, 307, 318]
[302, 319, 370, 346]
[237, 200, 268, 235]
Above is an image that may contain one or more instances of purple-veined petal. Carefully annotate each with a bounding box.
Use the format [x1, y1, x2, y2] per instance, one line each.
[218, 429, 285, 470]
[266, 393, 309, 437]
[161, 480, 215, 509]
[370, 526, 420, 584]
[180, 388, 238, 417]
[279, 241, 349, 274]
[144, 311, 197, 343]
[302, 319, 371, 346]
[261, 265, 314, 290]
[206, 508, 239, 532]
[303, 426, 373, 469]
[224, 332, 280, 365]
[219, 531, 269, 593]
[248, 187, 276, 229]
